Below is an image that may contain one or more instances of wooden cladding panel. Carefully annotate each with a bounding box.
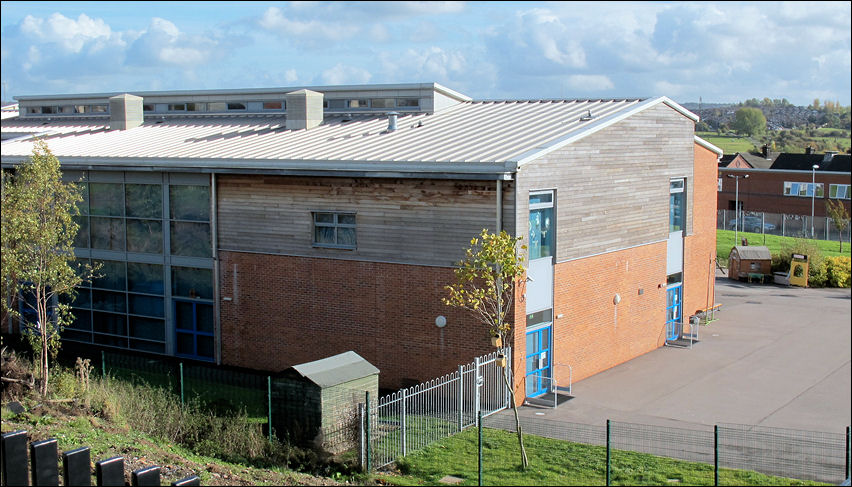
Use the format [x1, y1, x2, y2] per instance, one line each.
[218, 176, 514, 266]
[517, 104, 695, 263]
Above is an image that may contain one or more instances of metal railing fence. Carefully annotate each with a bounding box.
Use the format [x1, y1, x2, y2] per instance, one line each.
[717, 209, 851, 242]
[367, 348, 512, 468]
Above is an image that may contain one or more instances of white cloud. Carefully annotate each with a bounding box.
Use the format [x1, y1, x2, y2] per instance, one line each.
[259, 6, 359, 44]
[284, 69, 299, 83]
[19, 13, 117, 54]
[319, 63, 372, 85]
[126, 17, 220, 67]
[566, 75, 614, 92]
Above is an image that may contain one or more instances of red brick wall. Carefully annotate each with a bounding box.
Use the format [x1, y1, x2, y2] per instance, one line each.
[548, 242, 668, 385]
[718, 169, 851, 217]
[218, 251, 494, 389]
[684, 144, 719, 320]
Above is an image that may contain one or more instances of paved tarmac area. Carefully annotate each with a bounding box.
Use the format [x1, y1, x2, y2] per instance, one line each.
[499, 273, 851, 434]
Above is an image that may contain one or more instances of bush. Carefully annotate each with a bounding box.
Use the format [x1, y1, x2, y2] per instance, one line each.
[824, 256, 851, 288]
[772, 238, 824, 280]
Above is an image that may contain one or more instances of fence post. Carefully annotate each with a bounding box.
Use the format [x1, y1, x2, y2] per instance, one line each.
[267, 376, 273, 443]
[365, 391, 371, 472]
[358, 403, 366, 472]
[101, 350, 106, 378]
[474, 357, 481, 426]
[714, 425, 719, 486]
[458, 365, 464, 431]
[401, 388, 407, 457]
[606, 419, 611, 486]
[478, 409, 483, 487]
[179, 362, 184, 405]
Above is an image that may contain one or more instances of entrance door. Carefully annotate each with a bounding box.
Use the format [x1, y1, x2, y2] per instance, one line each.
[174, 299, 214, 361]
[525, 326, 552, 397]
[665, 285, 682, 341]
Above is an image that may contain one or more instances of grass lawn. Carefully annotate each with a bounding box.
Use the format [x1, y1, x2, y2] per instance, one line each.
[716, 229, 851, 264]
[695, 132, 756, 153]
[376, 428, 827, 486]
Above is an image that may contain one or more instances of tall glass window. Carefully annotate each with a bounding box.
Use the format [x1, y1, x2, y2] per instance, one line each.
[65, 173, 212, 359]
[529, 191, 554, 260]
[669, 179, 685, 233]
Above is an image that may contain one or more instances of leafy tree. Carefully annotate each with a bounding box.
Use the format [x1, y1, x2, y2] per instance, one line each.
[825, 199, 850, 252]
[732, 107, 766, 137]
[443, 229, 529, 469]
[1, 139, 95, 395]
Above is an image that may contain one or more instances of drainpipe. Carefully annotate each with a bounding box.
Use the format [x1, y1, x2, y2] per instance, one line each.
[496, 180, 502, 234]
[211, 173, 222, 365]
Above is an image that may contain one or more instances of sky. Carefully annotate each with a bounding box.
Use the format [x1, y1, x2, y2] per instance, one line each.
[1, 1, 850, 106]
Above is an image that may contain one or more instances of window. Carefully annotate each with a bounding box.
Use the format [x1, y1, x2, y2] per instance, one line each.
[529, 191, 554, 260]
[669, 179, 685, 233]
[371, 98, 395, 108]
[830, 184, 851, 200]
[227, 102, 246, 110]
[718, 178, 723, 192]
[325, 99, 347, 109]
[168, 103, 187, 112]
[348, 99, 369, 108]
[262, 101, 283, 110]
[142, 104, 155, 112]
[312, 212, 356, 249]
[783, 182, 824, 197]
[91, 105, 108, 113]
[207, 102, 227, 112]
[397, 98, 419, 108]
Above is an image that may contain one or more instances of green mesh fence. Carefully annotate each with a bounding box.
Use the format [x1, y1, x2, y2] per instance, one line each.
[717, 423, 847, 484]
[98, 350, 269, 423]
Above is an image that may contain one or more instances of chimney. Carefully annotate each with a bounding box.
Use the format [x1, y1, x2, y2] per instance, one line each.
[823, 151, 838, 163]
[285, 89, 323, 130]
[108, 94, 143, 130]
[805, 146, 813, 155]
[761, 144, 768, 158]
[387, 111, 398, 132]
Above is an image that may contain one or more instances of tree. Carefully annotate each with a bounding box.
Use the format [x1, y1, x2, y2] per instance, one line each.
[443, 229, 529, 469]
[1, 139, 94, 395]
[732, 107, 766, 137]
[825, 199, 850, 252]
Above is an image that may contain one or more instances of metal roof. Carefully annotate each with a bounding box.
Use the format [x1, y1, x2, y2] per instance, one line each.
[2, 96, 698, 174]
[290, 351, 379, 388]
[731, 246, 772, 260]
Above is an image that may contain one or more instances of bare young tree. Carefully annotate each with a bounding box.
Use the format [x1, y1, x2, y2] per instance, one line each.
[825, 199, 850, 252]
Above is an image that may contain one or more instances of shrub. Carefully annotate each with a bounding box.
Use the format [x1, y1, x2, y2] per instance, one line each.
[772, 238, 825, 284]
[824, 256, 851, 288]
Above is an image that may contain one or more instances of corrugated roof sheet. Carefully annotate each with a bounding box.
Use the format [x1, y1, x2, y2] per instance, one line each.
[2, 98, 691, 169]
[291, 351, 379, 388]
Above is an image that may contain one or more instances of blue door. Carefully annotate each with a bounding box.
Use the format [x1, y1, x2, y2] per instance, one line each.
[525, 326, 552, 397]
[174, 299, 214, 361]
[666, 285, 682, 341]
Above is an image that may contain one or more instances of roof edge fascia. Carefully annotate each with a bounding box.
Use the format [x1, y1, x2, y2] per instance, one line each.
[512, 96, 700, 167]
[0, 155, 516, 178]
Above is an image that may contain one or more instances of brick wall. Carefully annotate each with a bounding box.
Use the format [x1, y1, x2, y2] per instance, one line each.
[549, 242, 668, 385]
[718, 168, 851, 217]
[684, 143, 720, 321]
[219, 251, 492, 389]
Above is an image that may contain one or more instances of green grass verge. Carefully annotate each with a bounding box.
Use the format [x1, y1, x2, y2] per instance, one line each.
[376, 428, 828, 486]
[695, 132, 756, 153]
[716, 229, 851, 263]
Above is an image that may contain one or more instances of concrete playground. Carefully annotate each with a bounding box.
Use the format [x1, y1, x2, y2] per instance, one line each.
[507, 273, 852, 434]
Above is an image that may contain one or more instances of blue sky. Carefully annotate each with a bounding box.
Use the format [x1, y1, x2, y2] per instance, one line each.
[1, 1, 850, 105]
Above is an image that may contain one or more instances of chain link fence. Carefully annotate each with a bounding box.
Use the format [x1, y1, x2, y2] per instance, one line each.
[717, 209, 851, 242]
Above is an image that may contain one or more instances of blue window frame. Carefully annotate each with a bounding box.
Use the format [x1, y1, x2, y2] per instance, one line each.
[525, 324, 552, 398]
[174, 299, 214, 362]
[666, 284, 682, 341]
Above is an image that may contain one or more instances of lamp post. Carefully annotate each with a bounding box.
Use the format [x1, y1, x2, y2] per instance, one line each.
[811, 164, 819, 239]
[727, 173, 749, 243]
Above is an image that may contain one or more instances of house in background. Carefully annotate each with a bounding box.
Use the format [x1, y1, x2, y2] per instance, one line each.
[718, 150, 851, 218]
[1, 82, 720, 400]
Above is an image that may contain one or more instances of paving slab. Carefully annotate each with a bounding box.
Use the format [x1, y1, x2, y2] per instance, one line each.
[499, 276, 851, 434]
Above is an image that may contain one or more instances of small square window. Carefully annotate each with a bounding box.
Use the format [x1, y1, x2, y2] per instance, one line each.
[312, 212, 356, 249]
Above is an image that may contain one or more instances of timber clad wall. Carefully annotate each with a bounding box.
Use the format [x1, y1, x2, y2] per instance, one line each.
[218, 251, 492, 388]
[515, 104, 695, 263]
[683, 144, 719, 320]
[217, 176, 514, 267]
[551, 242, 668, 384]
